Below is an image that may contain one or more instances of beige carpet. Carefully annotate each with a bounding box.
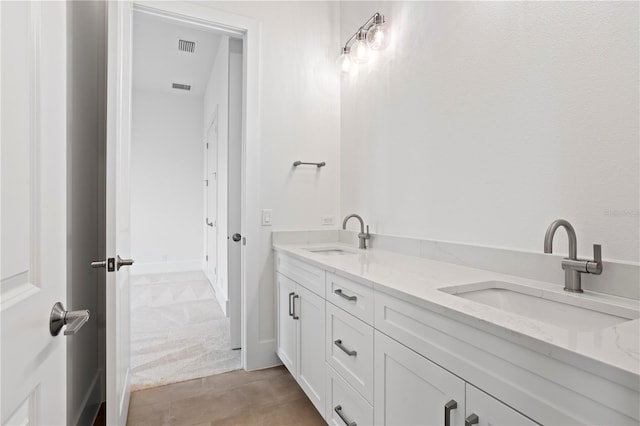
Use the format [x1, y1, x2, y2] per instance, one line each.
[130, 270, 241, 391]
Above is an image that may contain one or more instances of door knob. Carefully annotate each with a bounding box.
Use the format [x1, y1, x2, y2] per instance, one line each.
[232, 233, 241, 242]
[50, 302, 90, 336]
[116, 255, 134, 271]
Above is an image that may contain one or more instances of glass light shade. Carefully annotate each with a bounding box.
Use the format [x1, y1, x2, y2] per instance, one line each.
[336, 50, 353, 74]
[350, 37, 369, 64]
[367, 21, 388, 50]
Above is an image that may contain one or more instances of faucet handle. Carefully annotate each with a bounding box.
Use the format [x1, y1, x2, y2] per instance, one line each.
[586, 244, 603, 275]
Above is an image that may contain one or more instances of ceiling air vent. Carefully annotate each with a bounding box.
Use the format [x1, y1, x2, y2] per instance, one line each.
[178, 39, 196, 53]
[172, 83, 191, 91]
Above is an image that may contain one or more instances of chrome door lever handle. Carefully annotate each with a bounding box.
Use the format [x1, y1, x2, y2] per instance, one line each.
[91, 260, 106, 268]
[116, 255, 134, 271]
[50, 302, 90, 336]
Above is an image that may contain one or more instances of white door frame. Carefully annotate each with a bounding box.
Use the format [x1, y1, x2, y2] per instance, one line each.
[133, 1, 262, 370]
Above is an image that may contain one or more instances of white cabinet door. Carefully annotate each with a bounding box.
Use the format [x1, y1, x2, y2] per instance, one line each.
[277, 273, 298, 375]
[465, 385, 538, 426]
[297, 284, 326, 417]
[374, 331, 466, 426]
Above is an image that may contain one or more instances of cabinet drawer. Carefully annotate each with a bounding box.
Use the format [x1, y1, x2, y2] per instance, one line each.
[276, 253, 325, 297]
[326, 364, 373, 426]
[326, 302, 374, 403]
[326, 272, 373, 325]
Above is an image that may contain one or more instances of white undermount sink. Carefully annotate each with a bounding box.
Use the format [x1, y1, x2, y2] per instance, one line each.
[304, 247, 358, 256]
[440, 281, 639, 332]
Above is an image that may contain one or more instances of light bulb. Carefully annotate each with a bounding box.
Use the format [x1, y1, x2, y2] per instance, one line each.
[336, 47, 353, 74]
[350, 30, 369, 64]
[367, 14, 388, 51]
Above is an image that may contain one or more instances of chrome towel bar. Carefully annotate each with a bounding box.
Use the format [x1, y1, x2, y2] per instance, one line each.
[293, 161, 326, 168]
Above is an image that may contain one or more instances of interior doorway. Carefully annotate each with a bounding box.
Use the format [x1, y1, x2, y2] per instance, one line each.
[128, 9, 243, 389]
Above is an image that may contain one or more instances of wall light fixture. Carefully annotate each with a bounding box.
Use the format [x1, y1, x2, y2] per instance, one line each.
[337, 12, 388, 74]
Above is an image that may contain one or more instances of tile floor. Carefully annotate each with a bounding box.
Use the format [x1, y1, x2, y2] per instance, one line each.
[127, 366, 325, 426]
[130, 270, 242, 391]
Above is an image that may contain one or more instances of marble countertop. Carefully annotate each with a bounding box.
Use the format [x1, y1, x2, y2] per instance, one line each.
[273, 241, 640, 389]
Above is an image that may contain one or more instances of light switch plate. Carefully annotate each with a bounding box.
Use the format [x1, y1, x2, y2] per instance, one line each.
[262, 209, 272, 226]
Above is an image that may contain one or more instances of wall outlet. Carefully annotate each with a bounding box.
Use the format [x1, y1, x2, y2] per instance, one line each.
[321, 216, 335, 226]
[262, 209, 272, 226]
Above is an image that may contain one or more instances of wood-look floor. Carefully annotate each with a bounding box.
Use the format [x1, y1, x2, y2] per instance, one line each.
[127, 366, 326, 426]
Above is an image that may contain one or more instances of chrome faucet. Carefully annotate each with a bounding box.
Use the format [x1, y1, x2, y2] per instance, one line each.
[543, 219, 603, 293]
[342, 214, 371, 249]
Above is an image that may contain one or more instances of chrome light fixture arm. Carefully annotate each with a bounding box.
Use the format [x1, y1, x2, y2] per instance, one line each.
[342, 12, 383, 50]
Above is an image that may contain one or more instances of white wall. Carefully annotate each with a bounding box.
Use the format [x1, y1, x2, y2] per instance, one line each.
[130, 90, 204, 274]
[340, 1, 639, 264]
[66, 1, 106, 424]
[203, 35, 229, 309]
[198, 1, 342, 369]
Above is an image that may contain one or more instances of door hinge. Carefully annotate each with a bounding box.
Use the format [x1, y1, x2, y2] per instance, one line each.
[206, 255, 208, 261]
[205, 179, 208, 186]
[214, 267, 217, 275]
[206, 142, 209, 149]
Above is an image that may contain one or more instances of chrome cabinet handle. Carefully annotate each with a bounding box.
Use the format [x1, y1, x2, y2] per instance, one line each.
[292, 294, 299, 320]
[334, 405, 357, 426]
[465, 413, 479, 426]
[116, 255, 134, 271]
[50, 302, 90, 336]
[288, 292, 294, 317]
[444, 400, 457, 426]
[334, 339, 357, 357]
[334, 289, 357, 302]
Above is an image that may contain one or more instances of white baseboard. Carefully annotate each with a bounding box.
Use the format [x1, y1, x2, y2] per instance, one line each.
[209, 276, 228, 316]
[245, 338, 280, 371]
[72, 371, 102, 426]
[130, 260, 202, 275]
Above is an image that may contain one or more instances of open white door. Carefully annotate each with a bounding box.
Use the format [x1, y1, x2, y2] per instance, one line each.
[206, 111, 219, 287]
[1, 2, 69, 425]
[105, 1, 134, 424]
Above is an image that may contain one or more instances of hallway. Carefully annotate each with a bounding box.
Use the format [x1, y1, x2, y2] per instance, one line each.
[130, 271, 241, 390]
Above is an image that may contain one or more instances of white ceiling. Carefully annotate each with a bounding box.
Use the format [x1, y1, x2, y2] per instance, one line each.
[132, 12, 222, 96]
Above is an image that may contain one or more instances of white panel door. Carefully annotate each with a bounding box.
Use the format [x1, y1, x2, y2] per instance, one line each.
[276, 273, 297, 375]
[297, 284, 326, 416]
[374, 331, 466, 426]
[1, 2, 68, 424]
[206, 109, 218, 288]
[106, 1, 134, 424]
[227, 39, 243, 350]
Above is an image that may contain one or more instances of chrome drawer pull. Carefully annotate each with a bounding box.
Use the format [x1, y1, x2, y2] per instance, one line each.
[334, 405, 357, 426]
[334, 289, 357, 302]
[465, 413, 479, 426]
[292, 294, 299, 320]
[444, 400, 457, 426]
[334, 339, 357, 356]
[288, 292, 294, 317]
